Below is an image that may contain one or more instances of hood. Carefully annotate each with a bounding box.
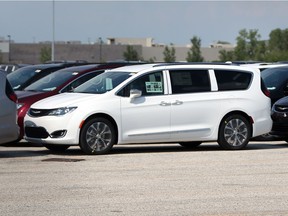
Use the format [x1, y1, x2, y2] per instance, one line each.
[274, 96, 288, 106]
[31, 93, 102, 109]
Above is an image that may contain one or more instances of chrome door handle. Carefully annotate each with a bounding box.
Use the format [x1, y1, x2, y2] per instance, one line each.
[160, 101, 171, 106]
[172, 100, 183, 105]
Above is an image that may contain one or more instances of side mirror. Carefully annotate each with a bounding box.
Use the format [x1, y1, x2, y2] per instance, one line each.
[284, 85, 288, 96]
[129, 89, 142, 99]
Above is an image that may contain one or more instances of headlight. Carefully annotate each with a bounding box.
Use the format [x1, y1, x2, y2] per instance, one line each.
[47, 107, 77, 116]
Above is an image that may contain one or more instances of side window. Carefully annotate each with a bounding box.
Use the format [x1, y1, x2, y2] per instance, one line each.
[118, 71, 164, 97]
[169, 70, 210, 94]
[61, 71, 103, 92]
[214, 70, 252, 91]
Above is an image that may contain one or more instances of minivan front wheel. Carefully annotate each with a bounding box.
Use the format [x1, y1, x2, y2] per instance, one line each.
[80, 117, 116, 155]
[218, 114, 251, 150]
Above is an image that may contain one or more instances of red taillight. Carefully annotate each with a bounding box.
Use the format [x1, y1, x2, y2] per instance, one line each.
[5, 80, 18, 103]
[8, 92, 18, 103]
[263, 89, 270, 98]
[261, 79, 270, 98]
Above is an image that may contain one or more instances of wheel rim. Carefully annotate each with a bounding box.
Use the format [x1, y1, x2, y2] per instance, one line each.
[85, 121, 112, 152]
[224, 118, 248, 146]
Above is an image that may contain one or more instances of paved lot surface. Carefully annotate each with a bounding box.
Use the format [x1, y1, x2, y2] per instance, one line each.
[1, 140, 288, 216]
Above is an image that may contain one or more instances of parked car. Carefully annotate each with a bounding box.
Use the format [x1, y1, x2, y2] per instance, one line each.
[261, 65, 288, 105]
[7, 62, 88, 91]
[16, 62, 139, 140]
[270, 96, 288, 142]
[242, 62, 288, 72]
[0, 63, 30, 74]
[24, 63, 272, 154]
[248, 65, 288, 141]
[0, 69, 19, 144]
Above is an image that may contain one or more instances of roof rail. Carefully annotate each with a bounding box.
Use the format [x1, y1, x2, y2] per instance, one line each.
[152, 62, 238, 67]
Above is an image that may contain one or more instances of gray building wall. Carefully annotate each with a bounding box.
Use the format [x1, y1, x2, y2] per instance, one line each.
[142, 46, 234, 62]
[5, 43, 233, 64]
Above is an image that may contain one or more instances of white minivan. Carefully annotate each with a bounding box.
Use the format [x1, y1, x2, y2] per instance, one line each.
[24, 63, 272, 154]
[0, 69, 19, 144]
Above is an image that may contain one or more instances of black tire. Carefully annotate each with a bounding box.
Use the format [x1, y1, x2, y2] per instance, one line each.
[79, 117, 116, 155]
[43, 144, 70, 152]
[179, 141, 202, 148]
[218, 114, 251, 150]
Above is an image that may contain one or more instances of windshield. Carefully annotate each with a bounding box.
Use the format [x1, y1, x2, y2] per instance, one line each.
[74, 72, 132, 94]
[261, 67, 288, 91]
[25, 70, 79, 92]
[7, 67, 42, 90]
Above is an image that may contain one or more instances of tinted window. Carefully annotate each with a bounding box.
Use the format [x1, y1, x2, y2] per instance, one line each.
[25, 70, 76, 92]
[261, 66, 288, 103]
[119, 71, 164, 97]
[74, 72, 131, 94]
[7, 66, 61, 90]
[61, 71, 103, 92]
[169, 70, 210, 94]
[261, 67, 288, 91]
[7, 66, 39, 89]
[214, 70, 252, 91]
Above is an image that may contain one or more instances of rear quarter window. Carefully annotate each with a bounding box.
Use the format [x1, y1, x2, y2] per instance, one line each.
[214, 70, 252, 91]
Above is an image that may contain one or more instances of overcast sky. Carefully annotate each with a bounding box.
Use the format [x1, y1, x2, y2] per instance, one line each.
[1, 1, 287, 47]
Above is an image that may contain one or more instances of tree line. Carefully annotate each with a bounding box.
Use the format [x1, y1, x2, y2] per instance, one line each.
[124, 27, 288, 63]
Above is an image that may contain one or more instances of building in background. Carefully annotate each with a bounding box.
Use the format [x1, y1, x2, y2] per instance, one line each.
[0, 36, 235, 64]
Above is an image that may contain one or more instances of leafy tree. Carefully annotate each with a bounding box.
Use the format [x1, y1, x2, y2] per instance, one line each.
[219, 49, 235, 62]
[233, 29, 261, 60]
[186, 36, 204, 62]
[265, 28, 288, 61]
[123, 45, 140, 61]
[40, 46, 51, 63]
[163, 43, 176, 62]
[268, 28, 288, 51]
[255, 40, 267, 61]
[146, 56, 156, 63]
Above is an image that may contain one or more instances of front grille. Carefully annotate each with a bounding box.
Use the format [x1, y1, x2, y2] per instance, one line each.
[28, 108, 51, 117]
[25, 126, 49, 138]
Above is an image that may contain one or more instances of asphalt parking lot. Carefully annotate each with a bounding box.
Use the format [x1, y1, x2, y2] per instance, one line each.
[1, 140, 288, 216]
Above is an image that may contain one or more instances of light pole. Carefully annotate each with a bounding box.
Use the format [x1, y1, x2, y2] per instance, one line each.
[51, 0, 55, 62]
[7, 35, 11, 63]
[99, 37, 103, 62]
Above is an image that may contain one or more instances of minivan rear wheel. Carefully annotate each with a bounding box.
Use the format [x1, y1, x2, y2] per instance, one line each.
[218, 114, 251, 150]
[80, 117, 116, 155]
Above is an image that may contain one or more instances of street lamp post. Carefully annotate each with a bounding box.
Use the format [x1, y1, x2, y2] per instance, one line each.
[51, 0, 55, 62]
[7, 35, 11, 63]
[99, 37, 103, 62]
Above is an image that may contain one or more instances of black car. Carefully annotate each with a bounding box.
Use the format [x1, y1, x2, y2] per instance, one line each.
[252, 65, 288, 141]
[270, 96, 288, 142]
[7, 62, 88, 91]
[261, 65, 288, 105]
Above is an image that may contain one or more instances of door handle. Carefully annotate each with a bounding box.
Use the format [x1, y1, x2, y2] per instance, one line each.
[160, 101, 171, 106]
[171, 100, 183, 105]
